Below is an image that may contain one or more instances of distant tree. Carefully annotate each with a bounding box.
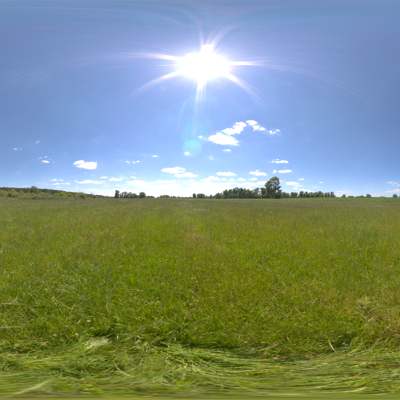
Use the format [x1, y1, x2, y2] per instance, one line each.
[67, 193, 73, 197]
[114, 190, 120, 198]
[341, 194, 346, 198]
[30, 186, 39, 194]
[139, 192, 146, 198]
[264, 177, 281, 198]
[192, 193, 196, 198]
[197, 193, 206, 198]
[393, 194, 398, 198]
[366, 194, 372, 198]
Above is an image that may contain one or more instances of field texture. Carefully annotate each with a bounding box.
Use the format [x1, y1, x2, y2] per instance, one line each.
[1, 198, 400, 396]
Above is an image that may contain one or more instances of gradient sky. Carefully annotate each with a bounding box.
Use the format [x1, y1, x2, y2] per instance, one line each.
[2, 0, 400, 197]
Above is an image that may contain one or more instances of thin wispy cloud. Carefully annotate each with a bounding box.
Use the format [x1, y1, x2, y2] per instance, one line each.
[201, 176, 221, 181]
[184, 151, 190, 156]
[299, 178, 305, 181]
[286, 181, 301, 186]
[42, 160, 49, 164]
[238, 178, 246, 181]
[73, 160, 97, 170]
[76, 180, 105, 184]
[36, 141, 40, 144]
[272, 159, 288, 163]
[223, 149, 231, 152]
[175, 172, 198, 178]
[208, 120, 273, 146]
[100, 176, 108, 179]
[109, 177, 123, 181]
[162, 167, 185, 174]
[152, 155, 158, 158]
[216, 172, 236, 176]
[249, 170, 267, 176]
[388, 181, 400, 186]
[277, 170, 292, 173]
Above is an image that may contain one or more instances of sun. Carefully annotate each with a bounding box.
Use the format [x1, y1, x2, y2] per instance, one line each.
[178, 45, 230, 83]
[127, 43, 259, 103]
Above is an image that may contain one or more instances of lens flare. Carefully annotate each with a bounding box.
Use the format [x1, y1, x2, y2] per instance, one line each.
[178, 45, 230, 83]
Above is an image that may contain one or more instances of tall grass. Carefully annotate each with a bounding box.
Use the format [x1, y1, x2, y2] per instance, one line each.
[1, 198, 400, 395]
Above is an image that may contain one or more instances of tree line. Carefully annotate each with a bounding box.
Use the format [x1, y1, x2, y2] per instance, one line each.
[114, 177, 399, 199]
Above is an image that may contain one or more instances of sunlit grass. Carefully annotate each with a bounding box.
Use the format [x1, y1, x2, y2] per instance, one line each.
[1, 198, 400, 396]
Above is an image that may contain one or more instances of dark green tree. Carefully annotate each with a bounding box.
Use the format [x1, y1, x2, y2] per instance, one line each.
[139, 192, 146, 198]
[264, 176, 281, 198]
[114, 190, 120, 198]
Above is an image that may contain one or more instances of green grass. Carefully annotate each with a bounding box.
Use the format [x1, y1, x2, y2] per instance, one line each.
[1, 198, 400, 396]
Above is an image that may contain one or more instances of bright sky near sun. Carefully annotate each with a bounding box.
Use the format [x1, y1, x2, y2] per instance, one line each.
[1, 0, 400, 197]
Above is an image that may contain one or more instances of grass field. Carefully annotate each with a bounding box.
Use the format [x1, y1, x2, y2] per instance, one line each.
[1, 197, 400, 397]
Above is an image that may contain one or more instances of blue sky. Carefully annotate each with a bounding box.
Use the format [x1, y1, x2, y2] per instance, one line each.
[2, 0, 400, 197]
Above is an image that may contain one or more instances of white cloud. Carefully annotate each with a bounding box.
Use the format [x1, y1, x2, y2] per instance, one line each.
[246, 120, 266, 131]
[208, 131, 239, 146]
[238, 178, 246, 181]
[184, 152, 190, 156]
[249, 170, 267, 176]
[73, 160, 97, 170]
[153, 155, 158, 158]
[126, 161, 130, 164]
[50, 179, 58, 181]
[223, 149, 231, 152]
[64, 183, 70, 185]
[208, 120, 274, 146]
[136, 161, 140, 163]
[201, 176, 221, 181]
[229, 178, 235, 181]
[175, 172, 198, 178]
[277, 170, 292, 173]
[286, 182, 301, 186]
[388, 181, 400, 186]
[267, 129, 280, 135]
[53, 183, 60, 186]
[76, 180, 105, 184]
[257, 181, 267, 185]
[222, 121, 247, 135]
[386, 189, 400, 193]
[36, 141, 40, 144]
[299, 178, 304, 181]
[217, 172, 236, 176]
[100, 176, 108, 179]
[130, 176, 137, 179]
[319, 181, 324, 184]
[272, 159, 289, 164]
[154, 180, 176, 184]
[162, 167, 185, 174]
[273, 170, 277, 173]
[249, 177, 257, 181]
[109, 177, 123, 181]
[13, 148, 17, 151]
[42, 160, 50, 164]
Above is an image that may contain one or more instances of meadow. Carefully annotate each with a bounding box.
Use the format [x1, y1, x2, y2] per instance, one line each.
[1, 197, 400, 397]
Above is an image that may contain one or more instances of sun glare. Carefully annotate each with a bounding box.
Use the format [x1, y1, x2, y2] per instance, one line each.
[178, 45, 230, 83]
